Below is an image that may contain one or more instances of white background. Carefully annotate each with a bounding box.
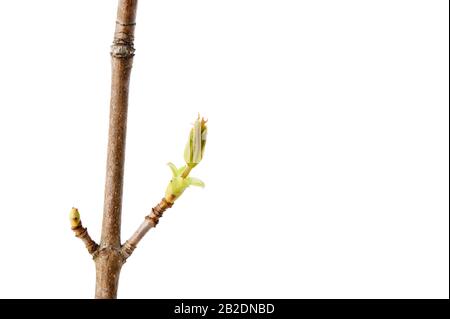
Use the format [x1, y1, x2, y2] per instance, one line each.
[0, 0, 448, 298]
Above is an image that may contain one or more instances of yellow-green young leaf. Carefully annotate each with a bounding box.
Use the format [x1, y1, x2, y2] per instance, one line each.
[184, 115, 207, 167]
[188, 177, 205, 187]
[192, 119, 202, 163]
[167, 162, 178, 177]
[201, 128, 207, 159]
[184, 129, 194, 166]
[164, 169, 205, 202]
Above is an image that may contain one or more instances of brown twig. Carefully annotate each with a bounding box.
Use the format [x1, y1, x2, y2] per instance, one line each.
[121, 197, 174, 259]
[72, 224, 99, 255]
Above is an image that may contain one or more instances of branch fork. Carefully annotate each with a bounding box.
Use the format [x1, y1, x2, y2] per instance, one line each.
[69, 0, 207, 299]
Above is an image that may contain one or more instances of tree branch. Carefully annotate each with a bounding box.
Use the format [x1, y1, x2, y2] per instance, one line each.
[121, 196, 174, 259]
[101, 0, 138, 249]
[96, 0, 138, 299]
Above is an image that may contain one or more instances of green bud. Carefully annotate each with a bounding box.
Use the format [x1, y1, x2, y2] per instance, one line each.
[165, 162, 204, 203]
[70, 207, 81, 228]
[184, 115, 207, 168]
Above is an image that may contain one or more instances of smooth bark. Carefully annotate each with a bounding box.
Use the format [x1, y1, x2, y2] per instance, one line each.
[121, 198, 174, 259]
[95, 0, 138, 299]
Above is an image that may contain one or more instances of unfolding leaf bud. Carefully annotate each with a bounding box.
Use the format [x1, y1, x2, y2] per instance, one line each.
[184, 115, 207, 168]
[164, 162, 205, 203]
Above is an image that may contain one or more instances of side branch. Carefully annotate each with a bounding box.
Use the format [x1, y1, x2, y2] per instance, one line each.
[121, 197, 174, 259]
[70, 208, 99, 255]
